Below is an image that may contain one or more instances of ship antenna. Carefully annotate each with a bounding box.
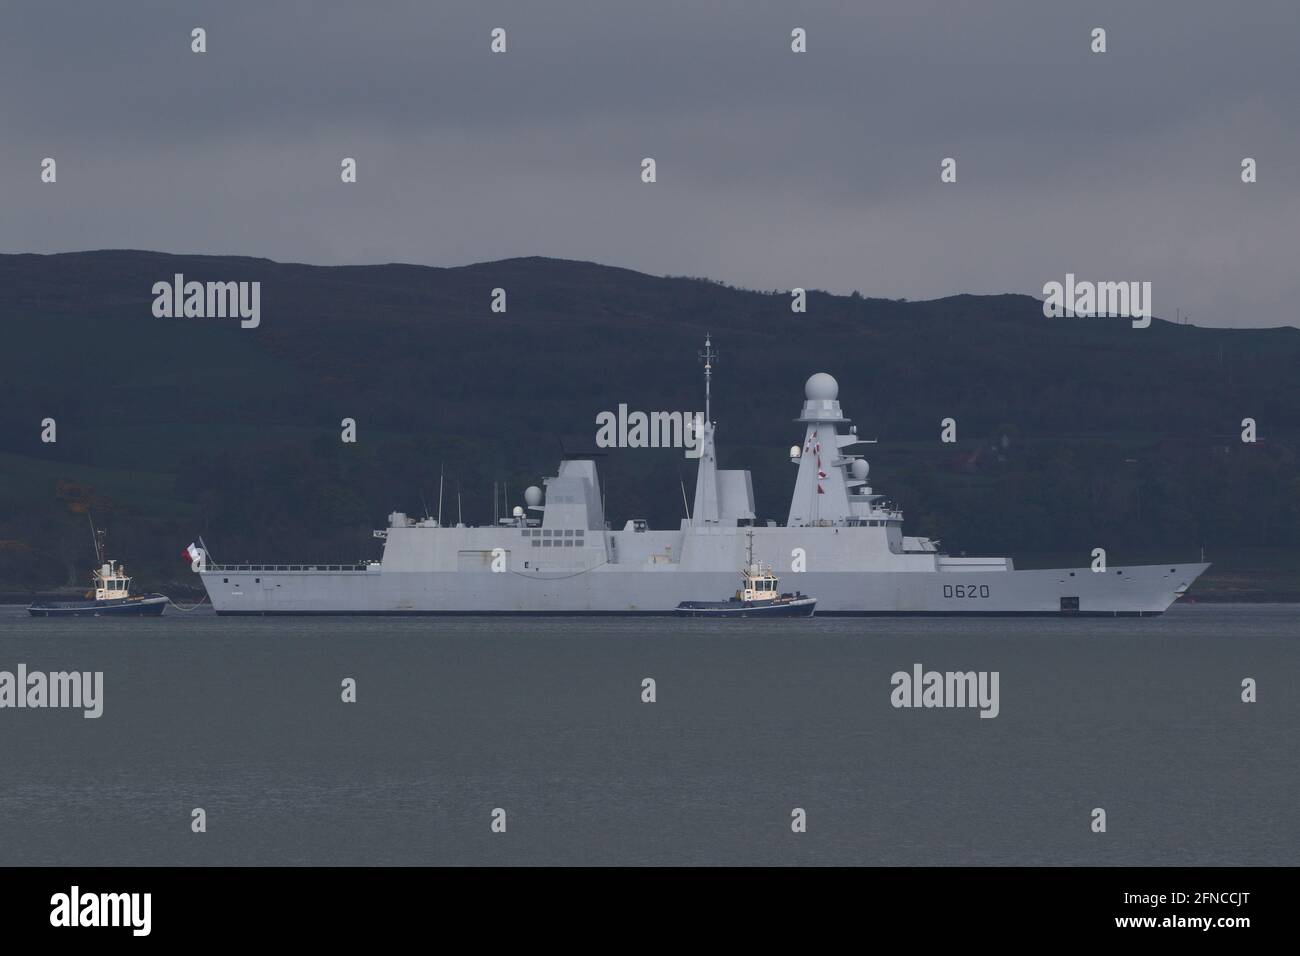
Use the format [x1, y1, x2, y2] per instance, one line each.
[437, 464, 445, 527]
[698, 333, 717, 425]
[88, 514, 104, 565]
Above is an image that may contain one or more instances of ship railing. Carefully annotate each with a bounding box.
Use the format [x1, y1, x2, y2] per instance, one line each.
[203, 563, 372, 572]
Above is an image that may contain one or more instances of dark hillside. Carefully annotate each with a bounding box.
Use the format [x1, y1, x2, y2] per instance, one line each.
[1, 250, 1297, 598]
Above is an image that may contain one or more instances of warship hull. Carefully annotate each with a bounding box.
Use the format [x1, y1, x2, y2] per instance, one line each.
[200, 560, 1206, 617]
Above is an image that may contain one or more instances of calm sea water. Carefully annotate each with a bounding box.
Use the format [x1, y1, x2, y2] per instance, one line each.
[0, 603, 1294, 866]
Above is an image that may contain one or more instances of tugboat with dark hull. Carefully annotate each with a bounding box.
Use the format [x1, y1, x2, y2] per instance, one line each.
[28, 522, 167, 618]
[675, 531, 817, 618]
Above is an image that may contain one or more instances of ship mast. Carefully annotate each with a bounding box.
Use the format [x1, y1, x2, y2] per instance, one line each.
[88, 515, 105, 566]
[698, 333, 716, 425]
[691, 333, 722, 527]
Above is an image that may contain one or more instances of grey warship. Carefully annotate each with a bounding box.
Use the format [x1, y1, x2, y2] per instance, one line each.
[197, 338, 1207, 616]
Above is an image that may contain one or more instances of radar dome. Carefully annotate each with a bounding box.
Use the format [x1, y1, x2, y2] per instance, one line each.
[512, 505, 525, 518]
[524, 486, 543, 507]
[851, 459, 870, 480]
[804, 372, 838, 401]
[789, 444, 801, 460]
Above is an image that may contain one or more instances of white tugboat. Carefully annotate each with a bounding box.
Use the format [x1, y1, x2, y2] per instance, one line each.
[28, 522, 167, 618]
[676, 530, 817, 617]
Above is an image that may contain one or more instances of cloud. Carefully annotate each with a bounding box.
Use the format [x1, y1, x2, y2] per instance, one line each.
[2, 0, 1297, 326]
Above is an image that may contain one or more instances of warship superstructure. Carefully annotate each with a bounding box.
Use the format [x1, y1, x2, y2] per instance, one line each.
[197, 338, 1207, 616]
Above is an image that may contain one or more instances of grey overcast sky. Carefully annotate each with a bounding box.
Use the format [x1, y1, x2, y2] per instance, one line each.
[2, 0, 1297, 327]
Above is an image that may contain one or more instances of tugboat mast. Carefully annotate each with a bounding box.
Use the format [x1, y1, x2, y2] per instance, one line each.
[88, 515, 105, 566]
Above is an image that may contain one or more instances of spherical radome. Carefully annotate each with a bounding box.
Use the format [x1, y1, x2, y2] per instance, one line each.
[524, 486, 543, 507]
[804, 372, 838, 401]
[851, 459, 870, 480]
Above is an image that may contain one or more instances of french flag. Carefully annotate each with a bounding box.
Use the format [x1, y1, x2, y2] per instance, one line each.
[183, 542, 204, 563]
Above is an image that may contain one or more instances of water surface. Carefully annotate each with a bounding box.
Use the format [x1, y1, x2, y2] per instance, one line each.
[0, 604, 1294, 865]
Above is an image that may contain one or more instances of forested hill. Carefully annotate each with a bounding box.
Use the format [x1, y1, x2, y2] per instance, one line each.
[1, 250, 1298, 597]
